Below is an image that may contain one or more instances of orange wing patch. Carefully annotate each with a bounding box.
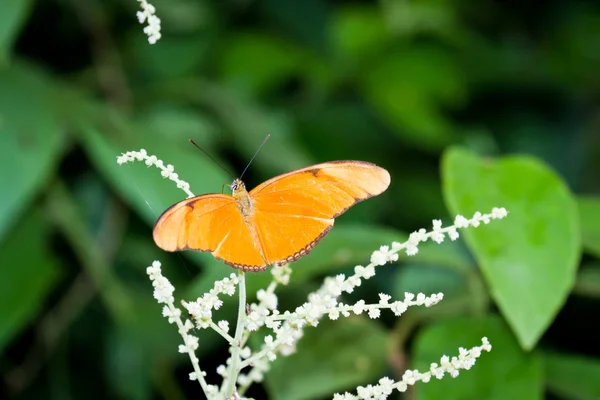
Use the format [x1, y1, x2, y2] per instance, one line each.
[153, 195, 266, 270]
[249, 161, 390, 266]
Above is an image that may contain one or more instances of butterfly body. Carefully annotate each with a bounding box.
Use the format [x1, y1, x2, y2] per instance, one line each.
[153, 161, 390, 272]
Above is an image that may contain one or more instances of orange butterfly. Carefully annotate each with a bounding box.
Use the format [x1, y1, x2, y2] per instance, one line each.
[153, 161, 390, 271]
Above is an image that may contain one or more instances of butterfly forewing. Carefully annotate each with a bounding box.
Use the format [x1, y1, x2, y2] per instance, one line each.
[153, 195, 266, 270]
[249, 161, 390, 266]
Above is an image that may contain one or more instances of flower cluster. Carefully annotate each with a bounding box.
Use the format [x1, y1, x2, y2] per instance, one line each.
[136, 0, 161, 44]
[117, 149, 195, 198]
[334, 337, 492, 399]
[371, 207, 509, 259]
[182, 274, 240, 341]
[120, 151, 506, 399]
[146, 261, 212, 394]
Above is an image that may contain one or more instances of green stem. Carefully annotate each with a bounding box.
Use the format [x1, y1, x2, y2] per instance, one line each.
[224, 271, 246, 398]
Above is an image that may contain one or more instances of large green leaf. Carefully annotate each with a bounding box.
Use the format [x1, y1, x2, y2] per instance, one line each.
[0, 0, 32, 65]
[412, 316, 543, 400]
[577, 196, 600, 258]
[263, 317, 387, 400]
[442, 148, 580, 349]
[0, 209, 60, 352]
[543, 351, 600, 400]
[0, 64, 66, 244]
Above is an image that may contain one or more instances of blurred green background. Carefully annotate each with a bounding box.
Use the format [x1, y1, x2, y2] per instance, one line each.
[1, 0, 600, 399]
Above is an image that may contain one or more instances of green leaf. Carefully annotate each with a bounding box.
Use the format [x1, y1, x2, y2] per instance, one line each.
[413, 240, 475, 272]
[361, 47, 464, 150]
[0, 0, 32, 65]
[261, 0, 329, 51]
[577, 196, 600, 257]
[136, 104, 221, 147]
[392, 241, 477, 319]
[220, 33, 306, 95]
[208, 87, 314, 175]
[543, 351, 600, 400]
[394, 264, 466, 298]
[442, 148, 580, 349]
[379, 0, 464, 43]
[330, 5, 388, 62]
[263, 318, 387, 400]
[0, 209, 60, 352]
[412, 316, 543, 400]
[125, 32, 210, 81]
[0, 63, 66, 243]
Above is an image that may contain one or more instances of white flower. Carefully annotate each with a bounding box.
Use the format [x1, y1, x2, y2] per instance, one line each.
[471, 212, 482, 227]
[272, 264, 292, 285]
[390, 301, 408, 316]
[116, 150, 195, 198]
[370, 250, 387, 266]
[454, 215, 469, 228]
[352, 300, 366, 315]
[240, 347, 252, 359]
[378, 293, 391, 305]
[152, 275, 175, 304]
[447, 226, 459, 240]
[136, 0, 161, 44]
[218, 320, 229, 333]
[257, 289, 278, 310]
[492, 207, 508, 219]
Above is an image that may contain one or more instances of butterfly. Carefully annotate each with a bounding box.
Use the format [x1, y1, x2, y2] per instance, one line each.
[153, 161, 390, 271]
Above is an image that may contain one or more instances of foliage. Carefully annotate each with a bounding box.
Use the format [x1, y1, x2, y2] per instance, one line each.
[1, 0, 599, 399]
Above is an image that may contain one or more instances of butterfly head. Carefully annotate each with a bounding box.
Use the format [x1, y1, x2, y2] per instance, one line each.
[230, 178, 247, 196]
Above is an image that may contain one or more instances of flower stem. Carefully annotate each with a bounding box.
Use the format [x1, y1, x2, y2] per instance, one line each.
[167, 303, 209, 393]
[225, 271, 246, 398]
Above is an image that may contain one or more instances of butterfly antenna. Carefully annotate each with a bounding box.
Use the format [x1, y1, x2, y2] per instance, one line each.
[189, 139, 234, 178]
[240, 134, 270, 179]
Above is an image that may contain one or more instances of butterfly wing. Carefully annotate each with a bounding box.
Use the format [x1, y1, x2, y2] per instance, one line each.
[248, 160, 390, 265]
[153, 195, 267, 271]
